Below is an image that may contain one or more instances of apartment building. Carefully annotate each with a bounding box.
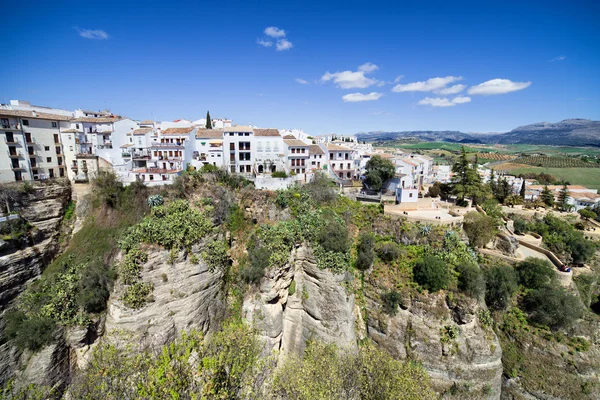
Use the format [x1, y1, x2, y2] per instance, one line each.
[254, 129, 285, 174]
[284, 139, 309, 174]
[308, 145, 325, 171]
[223, 126, 254, 175]
[0, 109, 70, 182]
[191, 129, 225, 168]
[326, 143, 355, 180]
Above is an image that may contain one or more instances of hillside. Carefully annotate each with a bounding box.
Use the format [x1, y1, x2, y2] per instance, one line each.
[356, 119, 600, 147]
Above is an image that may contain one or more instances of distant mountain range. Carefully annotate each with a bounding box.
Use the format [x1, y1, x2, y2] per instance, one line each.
[356, 119, 600, 147]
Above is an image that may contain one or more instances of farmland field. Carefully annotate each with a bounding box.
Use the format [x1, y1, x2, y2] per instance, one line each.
[493, 164, 600, 189]
[511, 156, 599, 168]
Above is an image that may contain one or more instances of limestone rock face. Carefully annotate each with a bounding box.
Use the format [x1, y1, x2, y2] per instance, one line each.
[19, 333, 70, 394]
[0, 183, 71, 311]
[244, 245, 357, 358]
[104, 245, 225, 349]
[0, 183, 71, 385]
[496, 233, 519, 257]
[367, 292, 503, 400]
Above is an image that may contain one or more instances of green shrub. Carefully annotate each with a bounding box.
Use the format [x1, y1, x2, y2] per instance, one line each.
[456, 262, 485, 299]
[512, 216, 529, 235]
[515, 257, 556, 289]
[485, 265, 518, 310]
[4, 310, 56, 351]
[121, 282, 154, 309]
[413, 255, 450, 292]
[92, 170, 123, 208]
[382, 290, 402, 315]
[463, 211, 496, 248]
[318, 213, 349, 253]
[375, 241, 402, 262]
[76, 263, 115, 313]
[303, 172, 337, 204]
[202, 240, 229, 273]
[524, 286, 584, 330]
[355, 232, 375, 271]
[272, 171, 288, 178]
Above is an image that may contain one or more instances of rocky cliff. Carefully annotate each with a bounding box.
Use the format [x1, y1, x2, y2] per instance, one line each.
[244, 244, 357, 358]
[0, 182, 71, 385]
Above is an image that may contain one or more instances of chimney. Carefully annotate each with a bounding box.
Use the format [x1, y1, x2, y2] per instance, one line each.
[32, 111, 37, 117]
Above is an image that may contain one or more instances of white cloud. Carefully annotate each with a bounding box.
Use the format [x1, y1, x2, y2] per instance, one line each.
[257, 39, 272, 47]
[358, 62, 379, 73]
[322, 63, 382, 89]
[276, 39, 293, 51]
[468, 79, 531, 95]
[549, 55, 566, 62]
[418, 96, 471, 107]
[265, 27, 286, 38]
[342, 92, 384, 102]
[436, 84, 466, 95]
[392, 76, 463, 93]
[76, 27, 109, 40]
[295, 78, 309, 84]
[393, 75, 403, 83]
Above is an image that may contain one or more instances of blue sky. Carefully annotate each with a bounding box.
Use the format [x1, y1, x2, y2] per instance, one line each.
[2, 0, 599, 135]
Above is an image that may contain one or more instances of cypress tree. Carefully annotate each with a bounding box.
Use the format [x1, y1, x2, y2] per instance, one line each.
[557, 184, 571, 212]
[520, 180, 526, 199]
[205, 111, 212, 129]
[541, 185, 555, 208]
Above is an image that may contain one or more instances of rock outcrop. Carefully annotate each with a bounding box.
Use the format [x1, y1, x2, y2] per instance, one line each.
[103, 244, 225, 352]
[0, 183, 71, 310]
[244, 245, 357, 358]
[0, 182, 71, 385]
[367, 292, 503, 399]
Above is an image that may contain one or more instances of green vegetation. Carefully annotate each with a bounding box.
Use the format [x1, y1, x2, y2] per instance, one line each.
[523, 286, 583, 330]
[515, 258, 556, 290]
[272, 341, 436, 400]
[463, 211, 496, 248]
[485, 265, 518, 310]
[413, 255, 450, 292]
[271, 171, 288, 178]
[364, 155, 395, 191]
[498, 166, 600, 190]
[355, 231, 375, 271]
[513, 155, 599, 168]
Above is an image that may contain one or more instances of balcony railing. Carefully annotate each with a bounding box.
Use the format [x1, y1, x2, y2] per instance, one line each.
[11, 163, 27, 171]
[122, 152, 132, 158]
[25, 137, 34, 144]
[1, 123, 21, 130]
[31, 165, 42, 170]
[151, 142, 184, 148]
[71, 164, 78, 170]
[8, 151, 23, 158]
[4, 137, 20, 145]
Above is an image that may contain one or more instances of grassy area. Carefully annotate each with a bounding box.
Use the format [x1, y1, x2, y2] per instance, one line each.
[494, 164, 600, 189]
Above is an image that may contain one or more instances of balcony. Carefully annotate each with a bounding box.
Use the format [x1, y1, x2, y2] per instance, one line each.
[25, 137, 34, 145]
[71, 164, 78, 171]
[28, 153, 36, 158]
[8, 151, 23, 158]
[11, 163, 27, 171]
[4, 137, 20, 146]
[122, 152, 132, 158]
[75, 153, 98, 159]
[151, 142, 184, 148]
[31, 165, 42, 170]
[1, 123, 21, 130]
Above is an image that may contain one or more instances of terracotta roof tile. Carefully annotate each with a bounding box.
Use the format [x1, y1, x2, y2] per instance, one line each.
[254, 128, 280, 137]
[284, 139, 308, 147]
[162, 127, 194, 135]
[0, 109, 72, 121]
[71, 116, 120, 123]
[133, 128, 153, 135]
[139, 120, 154, 125]
[308, 145, 324, 155]
[195, 129, 224, 139]
[224, 125, 253, 133]
[326, 143, 352, 151]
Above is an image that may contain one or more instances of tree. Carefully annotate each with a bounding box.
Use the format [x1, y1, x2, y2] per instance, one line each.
[355, 232, 375, 271]
[428, 182, 441, 198]
[456, 262, 485, 299]
[515, 258, 556, 289]
[413, 255, 450, 292]
[451, 147, 483, 203]
[541, 185, 555, 208]
[489, 169, 496, 195]
[578, 208, 597, 220]
[205, 110, 212, 129]
[524, 287, 583, 330]
[319, 213, 349, 253]
[520, 180, 526, 198]
[364, 155, 395, 192]
[485, 264, 518, 310]
[557, 184, 571, 212]
[494, 178, 512, 204]
[504, 194, 524, 208]
[463, 211, 496, 248]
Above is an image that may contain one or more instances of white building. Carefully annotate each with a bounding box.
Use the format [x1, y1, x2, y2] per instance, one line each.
[191, 129, 225, 169]
[284, 139, 309, 175]
[0, 109, 71, 182]
[254, 129, 286, 174]
[325, 143, 355, 180]
[223, 126, 254, 176]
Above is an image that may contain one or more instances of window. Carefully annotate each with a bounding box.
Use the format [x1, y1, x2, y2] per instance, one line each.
[150, 175, 154, 180]
[76, 124, 79, 129]
[68, 135, 72, 140]
[257, 141, 263, 152]
[45, 146, 50, 151]
[22, 119, 29, 126]
[409, 193, 413, 198]
[47, 157, 52, 162]
[273, 141, 279, 152]
[240, 166, 244, 173]
[69, 146, 73, 151]
[52, 122, 57, 128]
